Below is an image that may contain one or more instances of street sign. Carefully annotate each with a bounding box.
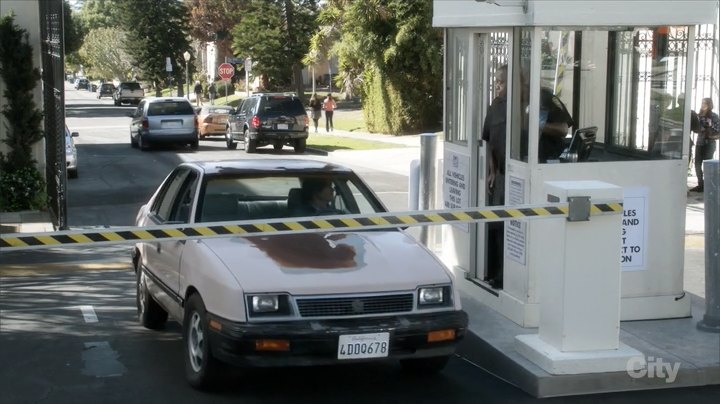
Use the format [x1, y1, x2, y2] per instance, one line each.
[165, 57, 172, 72]
[218, 63, 235, 80]
[244, 58, 252, 74]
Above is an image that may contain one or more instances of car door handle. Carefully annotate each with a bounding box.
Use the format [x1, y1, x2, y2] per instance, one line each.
[156, 243, 161, 253]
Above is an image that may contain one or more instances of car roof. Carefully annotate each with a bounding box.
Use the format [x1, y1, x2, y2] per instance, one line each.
[184, 159, 354, 176]
[144, 97, 191, 103]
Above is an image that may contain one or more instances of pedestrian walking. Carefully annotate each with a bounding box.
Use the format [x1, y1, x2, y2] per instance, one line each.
[691, 97, 720, 192]
[193, 81, 203, 106]
[208, 82, 217, 105]
[323, 93, 336, 132]
[309, 93, 322, 133]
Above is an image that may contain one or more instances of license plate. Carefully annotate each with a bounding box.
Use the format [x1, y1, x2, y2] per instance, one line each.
[161, 120, 182, 129]
[277, 123, 289, 130]
[337, 332, 390, 360]
[214, 117, 227, 124]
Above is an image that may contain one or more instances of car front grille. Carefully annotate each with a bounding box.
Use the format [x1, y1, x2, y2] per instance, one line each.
[296, 293, 414, 318]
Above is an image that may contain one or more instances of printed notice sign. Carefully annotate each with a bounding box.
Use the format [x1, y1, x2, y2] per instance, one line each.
[505, 176, 527, 265]
[621, 187, 648, 271]
[443, 150, 469, 231]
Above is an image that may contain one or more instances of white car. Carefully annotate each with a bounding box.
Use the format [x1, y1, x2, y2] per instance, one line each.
[65, 126, 78, 178]
[132, 159, 468, 389]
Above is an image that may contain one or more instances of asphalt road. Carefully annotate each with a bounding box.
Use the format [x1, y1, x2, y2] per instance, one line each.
[1, 85, 719, 403]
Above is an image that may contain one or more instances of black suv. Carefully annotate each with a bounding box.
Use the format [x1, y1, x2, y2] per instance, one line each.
[225, 93, 308, 153]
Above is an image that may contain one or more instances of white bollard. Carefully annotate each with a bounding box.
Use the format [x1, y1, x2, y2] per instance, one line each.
[515, 180, 645, 374]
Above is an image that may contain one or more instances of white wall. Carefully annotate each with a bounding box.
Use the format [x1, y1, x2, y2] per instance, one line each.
[0, 0, 45, 173]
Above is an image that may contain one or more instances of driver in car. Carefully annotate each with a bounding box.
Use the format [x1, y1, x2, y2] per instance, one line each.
[292, 178, 344, 217]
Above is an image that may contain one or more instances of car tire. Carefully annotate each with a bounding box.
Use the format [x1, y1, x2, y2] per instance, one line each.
[136, 268, 168, 330]
[68, 169, 78, 179]
[399, 355, 451, 375]
[245, 130, 257, 153]
[190, 139, 199, 150]
[225, 127, 237, 150]
[273, 142, 283, 151]
[130, 132, 138, 148]
[138, 134, 150, 151]
[184, 293, 222, 390]
[114, 98, 120, 106]
[294, 139, 307, 153]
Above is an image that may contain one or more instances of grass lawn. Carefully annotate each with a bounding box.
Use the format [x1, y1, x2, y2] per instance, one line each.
[307, 134, 402, 152]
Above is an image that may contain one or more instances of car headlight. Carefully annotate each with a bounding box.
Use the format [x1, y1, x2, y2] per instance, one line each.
[246, 294, 292, 318]
[418, 286, 451, 307]
[252, 295, 279, 312]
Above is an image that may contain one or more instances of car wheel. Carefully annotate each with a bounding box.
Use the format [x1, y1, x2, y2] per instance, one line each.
[294, 138, 307, 153]
[184, 293, 222, 390]
[138, 134, 150, 151]
[245, 130, 257, 153]
[130, 132, 138, 148]
[225, 127, 237, 150]
[114, 98, 120, 106]
[399, 355, 451, 375]
[273, 142, 283, 151]
[68, 169, 78, 179]
[190, 139, 199, 150]
[136, 268, 168, 330]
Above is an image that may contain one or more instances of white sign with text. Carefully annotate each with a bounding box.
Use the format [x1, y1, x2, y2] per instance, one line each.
[505, 176, 527, 265]
[442, 149, 469, 231]
[621, 187, 648, 271]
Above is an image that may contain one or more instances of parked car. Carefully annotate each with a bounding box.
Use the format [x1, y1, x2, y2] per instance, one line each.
[74, 78, 89, 90]
[129, 97, 199, 151]
[97, 83, 115, 99]
[132, 159, 468, 389]
[114, 82, 145, 105]
[226, 93, 308, 153]
[197, 105, 233, 139]
[65, 126, 78, 178]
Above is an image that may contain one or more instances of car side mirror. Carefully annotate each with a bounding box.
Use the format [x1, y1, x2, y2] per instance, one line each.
[71, 132, 79, 137]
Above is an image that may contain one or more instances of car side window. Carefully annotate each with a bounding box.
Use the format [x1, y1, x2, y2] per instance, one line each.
[134, 101, 145, 118]
[152, 168, 192, 222]
[169, 171, 199, 223]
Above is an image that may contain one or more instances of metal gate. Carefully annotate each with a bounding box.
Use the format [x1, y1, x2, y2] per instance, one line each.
[38, 0, 67, 230]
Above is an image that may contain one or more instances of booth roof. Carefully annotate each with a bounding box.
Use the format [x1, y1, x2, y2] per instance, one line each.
[433, 0, 719, 28]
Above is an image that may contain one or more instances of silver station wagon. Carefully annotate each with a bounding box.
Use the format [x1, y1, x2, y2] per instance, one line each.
[132, 159, 468, 389]
[130, 97, 199, 151]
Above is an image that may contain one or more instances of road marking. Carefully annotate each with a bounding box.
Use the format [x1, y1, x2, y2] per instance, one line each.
[81, 341, 127, 377]
[80, 305, 98, 323]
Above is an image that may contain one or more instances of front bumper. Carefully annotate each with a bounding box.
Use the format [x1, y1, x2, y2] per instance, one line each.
[207, 310, 468, 367]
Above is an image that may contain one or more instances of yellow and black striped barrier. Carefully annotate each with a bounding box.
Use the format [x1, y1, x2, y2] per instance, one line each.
[0, 201, 622, 251]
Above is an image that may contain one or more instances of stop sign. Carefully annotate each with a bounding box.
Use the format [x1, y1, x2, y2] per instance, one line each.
[218, 63, 235, 80]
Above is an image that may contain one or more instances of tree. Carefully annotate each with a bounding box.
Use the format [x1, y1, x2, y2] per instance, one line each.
[321, 0, 442, 134]
[185, 0, 249, 59]
[63, 0, 84, 55]
[78, 0, 122, 30]
[231, 0, 318, 94]
[0, 14, 46, 210]
[79, 27, 134, 80]
[117, 0, 192, 95]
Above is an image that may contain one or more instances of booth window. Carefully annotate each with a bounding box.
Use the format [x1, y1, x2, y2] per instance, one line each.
[513, 26, 691, 164]
[445, 30, 468, 144]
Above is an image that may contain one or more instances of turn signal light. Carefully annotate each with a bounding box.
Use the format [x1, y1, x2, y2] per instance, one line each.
[255, 339, 290, 352]
[251, 115, 261, 128]
[427, 329, 455, 343]
[209, 320, 222, 331]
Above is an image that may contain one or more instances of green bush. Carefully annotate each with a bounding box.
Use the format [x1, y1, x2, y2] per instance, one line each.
[0, 166, 47, 211]
[214, 81, 235, 97]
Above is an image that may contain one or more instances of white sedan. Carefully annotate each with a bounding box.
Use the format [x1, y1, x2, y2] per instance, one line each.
[132, 159, 468, 389]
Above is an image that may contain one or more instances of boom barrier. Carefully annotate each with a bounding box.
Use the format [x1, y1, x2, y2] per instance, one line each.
[0, 200, 622, 251]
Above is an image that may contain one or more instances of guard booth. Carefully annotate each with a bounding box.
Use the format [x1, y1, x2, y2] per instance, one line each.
[434, 0, 719, 327]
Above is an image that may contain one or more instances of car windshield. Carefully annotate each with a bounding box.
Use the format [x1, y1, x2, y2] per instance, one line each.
[203, 106, 233, 115]
[148, 101, 194, 116]
[197, 174, 383, 223]
[121, 82, 141, 90]
[262, 97, 305, 114]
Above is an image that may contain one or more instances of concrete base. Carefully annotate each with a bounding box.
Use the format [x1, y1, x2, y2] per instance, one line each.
[515, 334, 645, 375]
[456, 291, 720, 397]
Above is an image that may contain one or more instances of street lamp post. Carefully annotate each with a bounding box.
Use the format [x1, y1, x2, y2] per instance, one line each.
[183, 51, 191, 100]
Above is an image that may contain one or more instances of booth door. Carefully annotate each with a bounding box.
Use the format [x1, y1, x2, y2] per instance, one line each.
[473, 31, 510, 287]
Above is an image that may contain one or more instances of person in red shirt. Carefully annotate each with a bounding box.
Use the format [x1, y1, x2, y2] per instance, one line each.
[322, 93, 336, 132]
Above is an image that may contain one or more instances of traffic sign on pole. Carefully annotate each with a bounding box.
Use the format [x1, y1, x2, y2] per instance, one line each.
[218, 63, 235, 80]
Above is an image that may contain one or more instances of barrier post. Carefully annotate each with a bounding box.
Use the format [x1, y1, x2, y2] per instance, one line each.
[516, 181, 645, 374]
[698, 160, 720, 333]
[419, 133, 437, 246]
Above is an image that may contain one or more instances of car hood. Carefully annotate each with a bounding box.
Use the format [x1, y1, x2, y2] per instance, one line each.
[203, 231, 451, 295]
